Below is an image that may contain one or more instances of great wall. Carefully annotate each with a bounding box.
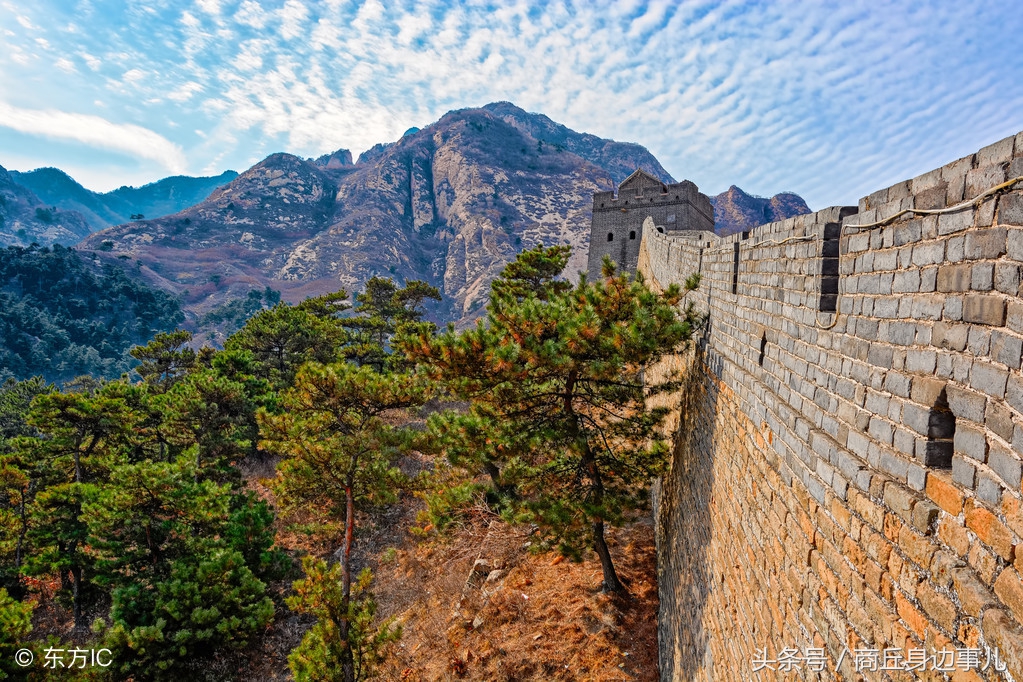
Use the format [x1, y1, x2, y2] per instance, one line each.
[588, 131, 1023, 680]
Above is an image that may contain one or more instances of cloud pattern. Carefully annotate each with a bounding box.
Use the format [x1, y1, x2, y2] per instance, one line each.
[0, 0, 1021, 207]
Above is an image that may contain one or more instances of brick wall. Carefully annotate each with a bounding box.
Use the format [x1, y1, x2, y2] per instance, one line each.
[587, 175, 714, 280]
[640, 131, 1023, 680]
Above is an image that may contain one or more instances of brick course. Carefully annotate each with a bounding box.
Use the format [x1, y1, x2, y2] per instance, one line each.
[641, 131, 1023, 679]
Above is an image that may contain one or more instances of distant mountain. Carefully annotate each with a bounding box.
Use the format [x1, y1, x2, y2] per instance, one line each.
[710, 185, 811, 236]
[79, 103, 644, 324]
[76, 102, 810, 327]
[9, 168, 238, 232]
[0, 165, 92, 247]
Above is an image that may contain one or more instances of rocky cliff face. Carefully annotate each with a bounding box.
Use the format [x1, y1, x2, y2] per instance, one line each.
[709, 185, 810, 236]
[80, 104, 635, 324]
[0, 165, 92, 247]
[78, 103, 810, 327]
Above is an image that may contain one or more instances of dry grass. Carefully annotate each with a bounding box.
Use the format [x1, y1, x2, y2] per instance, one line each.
[372, 509, 659, 682]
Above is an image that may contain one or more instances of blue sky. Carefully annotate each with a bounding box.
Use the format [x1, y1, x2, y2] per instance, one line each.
[1, 1, 1021, 209]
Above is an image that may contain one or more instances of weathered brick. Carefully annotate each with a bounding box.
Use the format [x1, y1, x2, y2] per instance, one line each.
[926, 473, 964, 516]
[954, 423, 989, 462]
[966, 227, 1008, 259]
[995, 263, 1022, 297]
[937, 263, 972, 292]
[966, 165, 1007, 201]
[952, 567, 996, 616]
[898, 524, 936, 569]
[894, 589, 928, 639]
[981, 609, 1023, 681]
[965, 500, 1015, 561]
[990, 444, 1023, 488]
[963, 294, 1007, 326]
[969, 361, 1009, 399]
[931, 322, 968, 351]
[999, 194, 1023, 226]
[952, 454, 977, 488]
[986, 401, 1016, 441]
[1003, 496, 1023, 537]
[911, 499, 939, 534]
[938, 517, 971, 557]
[978, 136, 1015, 166]
[972, 262, 995, 291]
[915, 581, 957, 632]
[885, 482, 916, 524]
[994, 568, 1023, 624]
[991, 330, 1023, 370]
[912, 241, 945, 266]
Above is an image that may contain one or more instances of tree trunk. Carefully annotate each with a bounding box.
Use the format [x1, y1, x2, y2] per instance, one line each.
[71, 564, 85, 629]
[339, 481, 356, 682]
[482, 459, 515, 497]
[592, 519, 625, 593]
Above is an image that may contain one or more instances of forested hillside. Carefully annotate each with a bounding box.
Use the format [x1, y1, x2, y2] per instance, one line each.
[0, 247, 697, 680]
[0, 245, 183, 383]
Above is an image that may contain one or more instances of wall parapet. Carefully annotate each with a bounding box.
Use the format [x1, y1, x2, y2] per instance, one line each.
[644, 130, 1023, 680]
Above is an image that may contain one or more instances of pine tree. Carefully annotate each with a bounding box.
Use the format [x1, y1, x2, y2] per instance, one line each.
[225, 297, 349, 389]
[16, 382, 144, 627]
[260, 363, 427, 682]
[400, 246, 702, 593]
[287, 559, 400, 682]
[341, 277, 440, 371]
[129, 330, 197, 392]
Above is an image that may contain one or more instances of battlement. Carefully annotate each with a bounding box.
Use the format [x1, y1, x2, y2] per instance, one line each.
[586, 170, 714, 279]
[643, 130, 1023, 679]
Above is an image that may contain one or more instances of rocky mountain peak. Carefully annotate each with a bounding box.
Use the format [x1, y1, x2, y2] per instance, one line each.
[311, 148, 354, 169]
[73, 102, 810, 329]
[710, 185, 811, 235]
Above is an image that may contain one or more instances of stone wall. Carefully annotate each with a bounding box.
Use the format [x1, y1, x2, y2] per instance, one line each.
[640, 131, 1023, 680]
[587, 172, 714, 280]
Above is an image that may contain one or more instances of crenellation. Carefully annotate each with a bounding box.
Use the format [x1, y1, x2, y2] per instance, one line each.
[640, 129, 1023, 680]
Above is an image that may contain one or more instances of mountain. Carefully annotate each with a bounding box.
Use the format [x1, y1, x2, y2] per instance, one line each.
[481, 102, 673, 185]
[9, 168, 238, 232]
[0, 165, 92, 247]
[78, 102, 810, 327]
[710, 185, 811, 236]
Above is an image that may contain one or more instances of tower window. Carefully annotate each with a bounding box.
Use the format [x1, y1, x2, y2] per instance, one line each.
[607, 233, 614, 242]
[819, 222, 840, 312]
[731, 242, 740, 295]
[919, 388, 955, 468]
[629, 231, 636, 240]
[657, 227, 664, 233]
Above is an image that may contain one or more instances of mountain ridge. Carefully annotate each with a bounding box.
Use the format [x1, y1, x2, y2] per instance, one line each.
[8, 168, 238, 233]
[63, 102, 808, 327]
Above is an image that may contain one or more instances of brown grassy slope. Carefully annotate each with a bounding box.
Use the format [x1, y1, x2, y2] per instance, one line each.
[372, 511, 659, 681]
[234, 449, 659, 681]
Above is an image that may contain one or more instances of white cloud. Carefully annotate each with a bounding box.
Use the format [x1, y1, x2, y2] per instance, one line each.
[80, 52, 101, 71]
[278, 0, 310, 40]
[55, 57, 76, 73]
[0, 101, 187, 173]
[235, 0, 268, 29]
[2, 1, 1022, 207]
[168, 81, 204, 102]
[196, 0, 221, 16]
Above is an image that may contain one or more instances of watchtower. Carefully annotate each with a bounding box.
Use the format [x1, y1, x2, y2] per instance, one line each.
[586, 170, 714, 279]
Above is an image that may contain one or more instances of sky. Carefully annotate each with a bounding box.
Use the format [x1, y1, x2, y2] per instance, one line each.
[1, 1, 1021, 209]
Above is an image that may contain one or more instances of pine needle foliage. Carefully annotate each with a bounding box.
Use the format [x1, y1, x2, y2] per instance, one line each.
[400, 246, 703, 592]
[287, 558, 400, 682]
